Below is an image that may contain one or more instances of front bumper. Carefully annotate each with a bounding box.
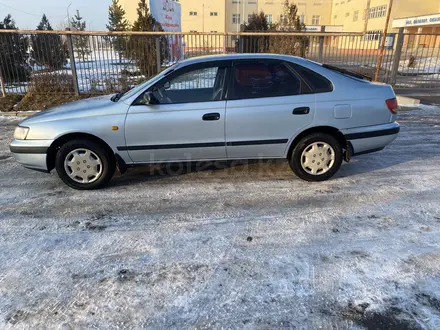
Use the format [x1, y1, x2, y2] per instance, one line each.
[342, 122, 400, 156]
[10, 139, 52, 172]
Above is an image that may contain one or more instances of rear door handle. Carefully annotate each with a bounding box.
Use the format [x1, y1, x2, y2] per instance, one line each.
[293, 107, 310, 115]
[203, 113, 221, 121]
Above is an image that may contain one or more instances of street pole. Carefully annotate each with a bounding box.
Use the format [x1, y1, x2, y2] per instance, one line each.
[363, 0, 371, 35]
[236, 0, 239, 32]
[243, 0, 245, 26]
[67, 2, 72, 29]
[375, 0, 394, 81]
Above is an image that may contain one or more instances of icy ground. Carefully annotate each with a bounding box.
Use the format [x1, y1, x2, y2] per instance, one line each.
[1, 106, 440, 329]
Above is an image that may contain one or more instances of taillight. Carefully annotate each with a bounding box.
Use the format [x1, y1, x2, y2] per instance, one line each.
[386, 98, 398, 114]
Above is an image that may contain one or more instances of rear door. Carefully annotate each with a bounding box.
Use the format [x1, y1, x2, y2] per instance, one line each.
[225, 59, 316, 159]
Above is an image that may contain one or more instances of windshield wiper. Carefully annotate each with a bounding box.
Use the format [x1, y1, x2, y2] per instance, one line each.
[322, 64, 372, 81]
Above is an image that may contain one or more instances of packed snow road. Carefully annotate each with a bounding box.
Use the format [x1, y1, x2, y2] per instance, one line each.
[1, 105, 440, 330]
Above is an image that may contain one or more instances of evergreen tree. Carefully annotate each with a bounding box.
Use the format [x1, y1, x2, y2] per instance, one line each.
[0, 14, 30, 83]
[245, 12, 270, 32]
[241, 12, 270, 53]
[270, 0, 309, 57]
[128, 0, 166, 77]
[107, 0, 129, 63]
[31, 14, 68, 70]
[70, 10, 91, 61]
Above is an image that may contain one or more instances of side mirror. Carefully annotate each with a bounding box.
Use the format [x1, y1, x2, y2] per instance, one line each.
[143, 91, 159, 105]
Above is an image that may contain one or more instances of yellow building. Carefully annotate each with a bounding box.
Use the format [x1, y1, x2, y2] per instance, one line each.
[120, 0, 440, 51]
[331, 0, 440, 49]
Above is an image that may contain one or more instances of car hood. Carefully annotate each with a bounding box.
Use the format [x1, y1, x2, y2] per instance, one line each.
[21, 94, 117, 124]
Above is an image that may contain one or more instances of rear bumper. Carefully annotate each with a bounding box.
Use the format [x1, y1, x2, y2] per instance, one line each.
[10, 140, 51, 172]
[342, 122, 400, 156]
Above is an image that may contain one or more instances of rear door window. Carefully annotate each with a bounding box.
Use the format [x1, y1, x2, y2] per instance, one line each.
[230, 61, 304, 100]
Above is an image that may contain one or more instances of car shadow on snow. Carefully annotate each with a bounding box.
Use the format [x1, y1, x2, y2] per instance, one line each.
[110, 145, 429, 187]
[110, 159, 291, 187]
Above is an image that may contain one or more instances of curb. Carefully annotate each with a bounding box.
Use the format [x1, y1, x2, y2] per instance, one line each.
[0, 111, 38, 117]
[396, 95, 420, 106]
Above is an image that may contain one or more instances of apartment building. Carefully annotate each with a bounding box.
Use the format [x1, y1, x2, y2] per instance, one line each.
[120, 0, 334, 33]
[121, 0, 440, 33]
[120, 0, 440, 50]
[331, 0, 440, 48]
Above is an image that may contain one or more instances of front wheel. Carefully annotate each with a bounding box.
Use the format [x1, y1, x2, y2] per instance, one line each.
[289, 133, 343, 182]
[55, 139, 115, 190]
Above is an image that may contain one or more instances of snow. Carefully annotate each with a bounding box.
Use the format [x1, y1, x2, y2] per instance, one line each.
[4, 50, 146, 94]
[381, 56, 440, 75]
[1, 106, 440, 328]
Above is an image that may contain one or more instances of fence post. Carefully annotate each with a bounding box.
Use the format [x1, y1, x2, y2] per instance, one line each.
[239, 24, 244, 53]
[390, 27, 404, 86]
[66, 28, 80, 96]
[155, 37, 161, 73]
[223, 34, 228, 54]
[318, 26, 325, 63]
[0, 69, 5, 97]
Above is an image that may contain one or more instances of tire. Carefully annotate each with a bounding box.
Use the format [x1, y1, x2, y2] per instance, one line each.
[289, 133, 342, 182]
[55, 139, 115, 190]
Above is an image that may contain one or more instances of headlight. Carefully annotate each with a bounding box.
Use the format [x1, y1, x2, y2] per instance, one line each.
[14, 126, 30, 140]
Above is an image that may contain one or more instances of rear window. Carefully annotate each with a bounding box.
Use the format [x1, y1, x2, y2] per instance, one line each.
[291, 64, 333, 93]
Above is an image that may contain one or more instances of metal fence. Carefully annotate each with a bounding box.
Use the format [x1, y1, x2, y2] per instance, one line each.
[0, 29, 440, 97]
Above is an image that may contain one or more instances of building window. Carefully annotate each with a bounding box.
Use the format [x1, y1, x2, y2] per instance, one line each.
[248, 1, 257, 3]
[232, 0, 241, 3]
[312, 15, 320, 25]
[300, 14, 305, 24]
[280, 14, 288, 24]
[189, 11, 197, 16]
[353, 10, 358, 21]
[232, 14, 241, 24]
[248, 14, 253, 22]
[368, 5, 387, 19]
[210, 12, 218, 16]
[265, 14, 273, 24]
[363, 30, 382, 41]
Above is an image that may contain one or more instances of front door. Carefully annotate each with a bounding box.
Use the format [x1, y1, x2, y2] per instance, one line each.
[225, 59, 316, 159]
[124, 62, 230, 163]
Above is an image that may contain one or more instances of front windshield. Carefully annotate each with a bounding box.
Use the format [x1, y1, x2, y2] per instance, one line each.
[118, 65, 177, 102]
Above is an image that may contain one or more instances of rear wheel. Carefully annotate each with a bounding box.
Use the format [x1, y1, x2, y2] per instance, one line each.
[55, 139, 115, 190]
[289, 133, 342, 182]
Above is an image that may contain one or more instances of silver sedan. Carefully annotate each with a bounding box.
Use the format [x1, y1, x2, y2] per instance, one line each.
[10, 54, 399, 189]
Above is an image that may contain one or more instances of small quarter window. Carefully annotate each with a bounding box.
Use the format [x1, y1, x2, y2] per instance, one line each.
[291, 64, 333, 93]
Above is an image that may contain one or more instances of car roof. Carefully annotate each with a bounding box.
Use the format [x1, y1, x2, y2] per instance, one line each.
[176, 53, 310, 68]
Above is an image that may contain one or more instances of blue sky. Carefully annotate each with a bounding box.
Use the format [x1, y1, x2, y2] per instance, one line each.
[0, 0, 111, 30]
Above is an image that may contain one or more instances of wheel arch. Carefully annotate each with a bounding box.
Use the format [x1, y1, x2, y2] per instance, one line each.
[287, 126, 348, 160]
[47, 132, 115, 172]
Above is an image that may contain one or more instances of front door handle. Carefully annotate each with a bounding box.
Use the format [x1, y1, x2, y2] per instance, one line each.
[293, 107, 310, 115]
[203, 113, 221, 121]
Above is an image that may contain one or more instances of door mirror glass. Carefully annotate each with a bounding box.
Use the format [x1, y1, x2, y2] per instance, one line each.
[142, 91, 159, 105]
[163, 81, 171, 90]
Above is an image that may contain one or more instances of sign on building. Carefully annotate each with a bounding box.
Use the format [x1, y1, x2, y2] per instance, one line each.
[393, 13, 440, 28]
[149, 0, 182, 62]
